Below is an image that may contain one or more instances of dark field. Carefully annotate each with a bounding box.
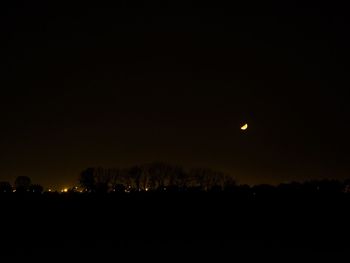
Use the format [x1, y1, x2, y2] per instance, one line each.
[1, 192, 349, 259]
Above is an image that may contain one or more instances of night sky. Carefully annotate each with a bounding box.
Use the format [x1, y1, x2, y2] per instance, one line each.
[1, 1, 349, 188]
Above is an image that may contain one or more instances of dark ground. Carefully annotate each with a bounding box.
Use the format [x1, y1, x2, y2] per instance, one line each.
[1, 192, 349, 260]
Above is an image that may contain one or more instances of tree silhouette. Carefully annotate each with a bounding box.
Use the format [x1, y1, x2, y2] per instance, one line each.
[168, 165, 188, 190]
[128, 165, 143, 191]
[109, 168, 123, 191]
[189, 168, 231, 191]
[14, 176, 31, 193]
[78, 162, 238, 193]
[147, 162, 180, 191]
[119, 168, 132, 190]
[0, 181, 12, 193]
[79, 168, 96, 192]
[80, 167, 124, 193]
[94, 167, 112, 193]
[29, 184, 44, 194]
[344, 179, 350, 193]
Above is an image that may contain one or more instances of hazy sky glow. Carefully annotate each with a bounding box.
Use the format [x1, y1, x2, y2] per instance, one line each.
[1, 2, 349, 188]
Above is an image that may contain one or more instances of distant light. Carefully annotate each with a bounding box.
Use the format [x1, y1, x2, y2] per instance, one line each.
[240, 123, 248, 131]
[61, 188, 68, 193]
[145, 188, 149, 192]
[48, 189, 52, 192]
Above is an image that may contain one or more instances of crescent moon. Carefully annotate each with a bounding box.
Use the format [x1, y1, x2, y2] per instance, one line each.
[240, 123, 248, 130]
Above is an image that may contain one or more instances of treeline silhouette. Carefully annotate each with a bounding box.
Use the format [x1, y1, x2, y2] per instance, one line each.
[0, 176, 43, 194]
[1, 162, 350, 252]
[1, 162, 350, 196]
[79, 162, 237, 193]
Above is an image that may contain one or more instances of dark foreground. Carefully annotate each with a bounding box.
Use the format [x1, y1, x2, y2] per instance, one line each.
[1, 192, 349, 259]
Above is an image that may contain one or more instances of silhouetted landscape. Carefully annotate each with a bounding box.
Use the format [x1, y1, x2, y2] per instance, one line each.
[2, 0, 350, 259]
[1, 162, 350, 258]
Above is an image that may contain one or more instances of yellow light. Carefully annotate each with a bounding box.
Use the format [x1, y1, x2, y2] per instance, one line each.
[61, 188, 68, 193]
[240, 123, 248, 130]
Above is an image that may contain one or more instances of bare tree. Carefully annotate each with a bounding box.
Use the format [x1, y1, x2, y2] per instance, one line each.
[78, 163, 235, 193]
[79, 168, 96, 192]
[147, 162, 178, 190]
[190, 168, 232, 191]
[128, 165, 143, 191]
[109, 168, 123, 191]
[167, 165, 188, 190]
